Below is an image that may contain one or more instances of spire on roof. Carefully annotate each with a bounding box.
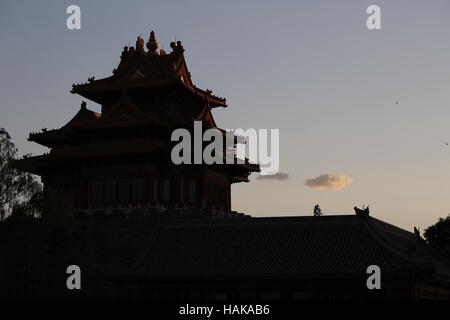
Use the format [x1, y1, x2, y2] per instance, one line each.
[136, 36, 145, 52]
[146, 31, 159, 53]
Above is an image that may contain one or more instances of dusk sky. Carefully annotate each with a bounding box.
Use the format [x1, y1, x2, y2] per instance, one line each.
[1, 0, 450, 231]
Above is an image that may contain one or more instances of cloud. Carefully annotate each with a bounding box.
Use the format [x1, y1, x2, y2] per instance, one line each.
[256, 172, 290, 181]
[305, 174, 352, 190]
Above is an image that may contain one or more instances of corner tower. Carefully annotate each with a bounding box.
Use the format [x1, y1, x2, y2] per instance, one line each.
[14, 31, 259, 216]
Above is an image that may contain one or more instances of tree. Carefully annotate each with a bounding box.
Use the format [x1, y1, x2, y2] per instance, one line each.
[0, 128, 42, 220]
[424, 215, 450, 259]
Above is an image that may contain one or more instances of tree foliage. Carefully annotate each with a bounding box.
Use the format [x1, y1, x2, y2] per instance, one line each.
[424, 215, 450, 259]
[0, 128, 42, 220]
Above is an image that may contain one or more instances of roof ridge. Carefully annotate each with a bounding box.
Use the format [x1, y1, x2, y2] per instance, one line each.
[160, 214, 364, 227]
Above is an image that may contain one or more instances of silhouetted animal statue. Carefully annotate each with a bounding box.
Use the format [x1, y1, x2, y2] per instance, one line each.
[313, 204, 322, 217]
[354, 205, 369, 216]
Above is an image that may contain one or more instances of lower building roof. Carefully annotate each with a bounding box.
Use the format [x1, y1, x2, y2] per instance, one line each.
[91, 214, 450, 284]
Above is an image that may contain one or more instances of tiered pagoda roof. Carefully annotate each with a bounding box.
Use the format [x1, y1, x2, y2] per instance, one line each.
[70, 32, 227, 108]
[15, 31, 260, 180]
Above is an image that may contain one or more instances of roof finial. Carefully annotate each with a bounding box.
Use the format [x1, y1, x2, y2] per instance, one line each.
[170, 38, 184, 53]
[136, 36, 144, 51]
[146, 30, 159, 53]
[354, 205, 369, 216]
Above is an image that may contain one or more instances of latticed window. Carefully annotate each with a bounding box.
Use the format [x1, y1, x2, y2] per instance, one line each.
[179, 180, 184, 203]
[152, 178, 159, 202]
[91, 180, 103, 206]
[118, 178, 130, 204]
[188, 180, 196, 203]
[162, 179, 170, 202]
[104, 179, 117, 204]
[131, 177, 145, 204]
